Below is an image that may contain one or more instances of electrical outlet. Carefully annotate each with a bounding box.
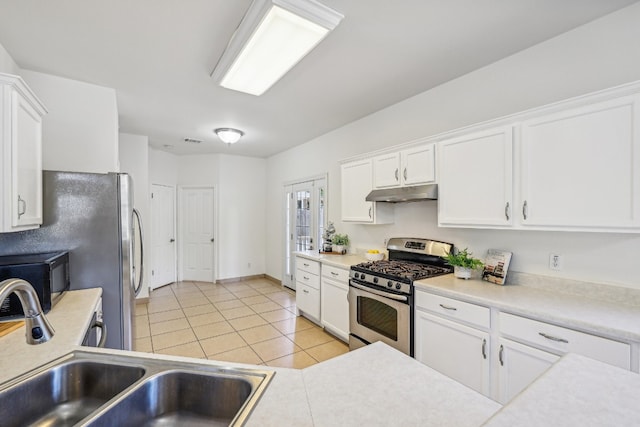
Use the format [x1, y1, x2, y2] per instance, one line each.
[383, 238, 388, 246]
[247, 262, 251, 269]
[549, 254, 563, 271]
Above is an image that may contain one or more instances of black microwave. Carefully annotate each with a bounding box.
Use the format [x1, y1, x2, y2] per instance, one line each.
[0, 251, 70, 319]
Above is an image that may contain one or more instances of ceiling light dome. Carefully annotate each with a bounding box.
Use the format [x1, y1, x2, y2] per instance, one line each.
[214, 128, 244, 144]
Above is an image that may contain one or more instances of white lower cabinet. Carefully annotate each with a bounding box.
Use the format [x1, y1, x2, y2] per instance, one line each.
[320, 277, 349, 342]
[496, 337, 559, 404]
[295, 257, 320, 322]
[415, 309, 491, 396]
[415, 289, 634, 403]
[297, 283, 320, 321]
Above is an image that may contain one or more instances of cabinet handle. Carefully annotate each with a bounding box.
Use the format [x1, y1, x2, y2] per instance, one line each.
[303, 289, 309, 294]
[368, 206, 372, 219]
[499, 344, 504, 366]
[482, 339, 487, 359]
[303, 263, 309, 267]
[504, 202, 510, 221]
[522, 200, 528, 220]
[17, 195, 26, 218]
[303, 276, 310, 280]
[538, 332, 568, 344]
[403, 168, 408, 181]
[394, 168, 399, 181]
[331, 271, 339, 276]
[439, 303, 457, 311]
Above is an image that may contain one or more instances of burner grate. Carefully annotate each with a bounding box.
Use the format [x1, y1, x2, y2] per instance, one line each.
[352, 260, 452, 282]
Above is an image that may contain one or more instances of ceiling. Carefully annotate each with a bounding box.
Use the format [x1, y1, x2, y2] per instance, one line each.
[0, 0, 637, 158]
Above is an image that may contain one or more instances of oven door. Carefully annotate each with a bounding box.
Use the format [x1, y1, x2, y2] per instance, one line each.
[348, 280, 411, 355]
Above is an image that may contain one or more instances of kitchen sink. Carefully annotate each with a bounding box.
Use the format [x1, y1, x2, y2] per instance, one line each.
[87, 371, 256, 427]
[0, 359, 146, 427]
[0, 351, 275, 427]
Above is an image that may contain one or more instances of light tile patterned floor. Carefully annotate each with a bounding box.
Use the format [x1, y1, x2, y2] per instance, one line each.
[134, 278, 349, 368]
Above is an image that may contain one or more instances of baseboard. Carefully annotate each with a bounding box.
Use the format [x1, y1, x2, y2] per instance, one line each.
[216, 273, 268, 285]
[264, 274, 282, 285]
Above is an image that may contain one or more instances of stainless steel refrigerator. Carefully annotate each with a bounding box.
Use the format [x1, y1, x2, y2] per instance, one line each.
[0, 171, 144, 350]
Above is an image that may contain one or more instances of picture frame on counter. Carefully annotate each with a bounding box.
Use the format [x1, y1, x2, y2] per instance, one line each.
[482, 249, 512, 285]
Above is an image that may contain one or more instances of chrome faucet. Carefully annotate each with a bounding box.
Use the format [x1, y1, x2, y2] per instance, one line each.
[0, 278, 55, 344]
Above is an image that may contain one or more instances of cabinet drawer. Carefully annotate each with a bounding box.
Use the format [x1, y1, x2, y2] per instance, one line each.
[296, 268, 320, 290]
[322, 264, 349, 282]
[295, 257, 320, 275]
[415, 291, 490, 329]
[499, 312, 631, 370]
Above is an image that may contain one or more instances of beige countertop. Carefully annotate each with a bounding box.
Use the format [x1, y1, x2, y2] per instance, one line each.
[3, 284, 640, 426]
[0, 287, 102, 383]
[482, 353, 640, 426]
[294, 250, 366, 269]
[415, 275, 640, 342]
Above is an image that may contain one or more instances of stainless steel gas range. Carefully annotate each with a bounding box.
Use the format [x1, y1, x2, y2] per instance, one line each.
[348, 238, 454, 356]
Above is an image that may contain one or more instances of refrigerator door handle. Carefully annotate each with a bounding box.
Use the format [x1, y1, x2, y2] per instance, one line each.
[132, 208, 145, 296]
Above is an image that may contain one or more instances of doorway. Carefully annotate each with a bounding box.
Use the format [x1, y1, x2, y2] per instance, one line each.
[283, 176, 327, 290]
[151, 184, 177, 290]
[178, 186, 216, 282]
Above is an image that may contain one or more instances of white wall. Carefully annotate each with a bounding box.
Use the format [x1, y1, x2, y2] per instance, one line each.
[119, 133, 151, 299]
[175, 154, 267, 281]
[265, 2, 640, 289]
[21, 70, 119, 173]
[216, 155, 267, 280]
[149, 148, 178, 186]
[0, 42, 20, 75]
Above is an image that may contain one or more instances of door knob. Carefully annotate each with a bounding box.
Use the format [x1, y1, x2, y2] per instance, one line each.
[210, 238, 214, 242]
[170, 238, 175, 243]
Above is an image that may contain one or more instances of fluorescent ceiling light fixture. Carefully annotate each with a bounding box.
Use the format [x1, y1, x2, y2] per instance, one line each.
[211, 0, 343, 96]
[214, 128, 244, 144]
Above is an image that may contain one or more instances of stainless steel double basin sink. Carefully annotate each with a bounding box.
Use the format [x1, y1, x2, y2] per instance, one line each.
[0, 351, 275, 426]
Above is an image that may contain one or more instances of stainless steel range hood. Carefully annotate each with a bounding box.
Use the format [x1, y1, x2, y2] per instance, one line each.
[365, 184, 438, 203]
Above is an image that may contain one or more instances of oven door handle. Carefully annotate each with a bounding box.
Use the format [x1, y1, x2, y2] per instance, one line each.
[350, 281, 408, 302]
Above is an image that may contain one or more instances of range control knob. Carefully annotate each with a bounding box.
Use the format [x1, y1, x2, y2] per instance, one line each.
[395, 283, 402, 290]
[353, 273, 359, 279]
[387, 280, 393, 287]
[373, 277, 379, 284]
[360, 274, 366, 281]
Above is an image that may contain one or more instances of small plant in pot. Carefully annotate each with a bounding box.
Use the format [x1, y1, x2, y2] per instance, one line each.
[444, 248, 484, 279]
[332, 234, 349, 254]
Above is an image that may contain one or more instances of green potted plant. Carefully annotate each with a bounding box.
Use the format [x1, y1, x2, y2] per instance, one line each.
[332, 233, 350, 254]
[444, 248, 484, 279]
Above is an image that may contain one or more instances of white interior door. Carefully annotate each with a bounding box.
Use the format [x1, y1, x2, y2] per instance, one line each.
[180, 187, 215, 282]
[151, 184, 176, 290]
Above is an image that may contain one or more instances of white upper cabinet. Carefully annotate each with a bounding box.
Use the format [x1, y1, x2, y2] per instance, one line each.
[519, 95, 640, 231]
[373, 152, 400, 188]
[402, 144, 436, 186]
[438, 127, 513, 228]
[0, 73, 47, 232]
[373, 144, 436, 189]
[341, 159, 393, 224]
[437, 87, 640, 233]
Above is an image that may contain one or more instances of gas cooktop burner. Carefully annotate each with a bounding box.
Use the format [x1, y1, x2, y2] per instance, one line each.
[352, 260, 453, 283]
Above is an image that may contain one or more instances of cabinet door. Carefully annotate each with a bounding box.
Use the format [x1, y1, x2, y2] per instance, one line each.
[296, 283, 320, 321]
[402, 144, 435, 186]
[415, 310, 490, 395]
[497, 337, 559, 404]
[373, 152, 401, 189]
[320, 277, 349, 342]
[520, 95, 640, 230]
[341, 159, 374, 222]
[438, 127, 513, 227]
